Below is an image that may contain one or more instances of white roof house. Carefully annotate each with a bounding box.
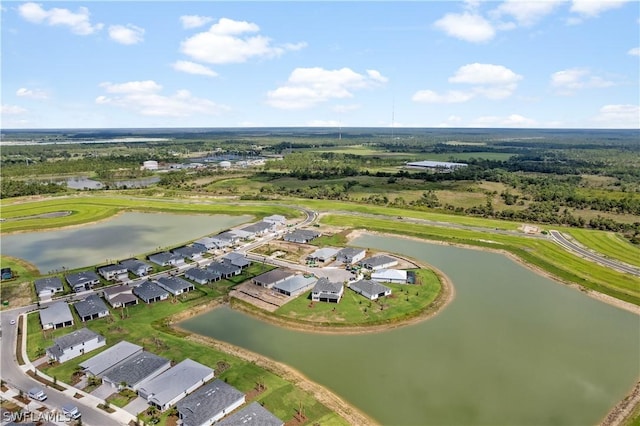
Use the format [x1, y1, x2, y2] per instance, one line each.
[138, 358, 215, 411]
[336, 247, 367, 264]
[307, 247, 339, 262]
[80, 341, 143, 377]
[46, 328, 106, 363]
[263, 214, 287, 225]
[273, 275, 317, 297]
[371, 269, 408, 284]
[360, 255, 399, 270]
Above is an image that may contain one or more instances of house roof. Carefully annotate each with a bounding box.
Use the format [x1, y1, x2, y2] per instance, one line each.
[103, 351, 170, 387]
[34, 277, 63, 294]
[133, 280, 169, 301]
[103, 284, 132, 297]
[371, 269, 407, 282]
[308, 247, 339, 260]
[110, 293, 138, 306]
[51, 328, 102, 352]
[207, 262, 241, 276]
[240, 221, 272, 234]
[273, 275, 317, 294]
[283, 229, 320, 243]
[156, 276, 193, 293]
[80, 341, 142, 377]
[39, 301, 73, 327]
[222, 252, 250, 267]
[148, 252, 182, 265]
[177, 379, 245, 426]
[361, 255, 398, 269]
[74, 295, 109, 318]
[193, 237, 216, 248]
[253, 269, 295, 286]
[337, 247, 366, 258]
[313, 277, 343, 294]
[65, 271, 100, 287]
[229, 229, 253, 239]
[264, 214, 286, 224]
[98, 264, 127, 274]
[349, 280, 391, 297]
[217, 401, 284, 426]
[140, 358, 214, 408]
[215, 231, 239, 242]
[185, 268, 220, 282]
[172, 246, 204, 257]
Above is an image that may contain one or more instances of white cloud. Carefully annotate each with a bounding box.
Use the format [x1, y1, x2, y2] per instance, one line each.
[433, 12, 495, 43]
[1, 104, 28, 114]
[180, 15, 213, 29]
[266, 67, 387, 110]
[18, 2, 103, 35]
[450, 63, 522, 99]
[307, 120, 341, 127]
[180, 18, 306, 64]
[570, 0, 630, 17]
[412, 90, 475, 103]
[96, 80, 230, 117]
[16, 87, 48, 100]
[436, 115, 464, 127]
[172, 60, 218, 77]
[108, 24, 144, 45]
[628, 47, 640, 56]
[332, 104, 361, 113]
[551, 68, 614, 94]
[471, 114, 537, 127]
[593, 104, 640, 128]
[492, 0, 567, 27]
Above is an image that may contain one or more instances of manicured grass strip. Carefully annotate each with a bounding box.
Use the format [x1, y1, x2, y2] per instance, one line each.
[321, 214, 640, 306]
[565, 228, 640, 268]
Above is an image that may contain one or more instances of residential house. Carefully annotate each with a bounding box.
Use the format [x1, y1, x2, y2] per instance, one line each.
[229, 229, 254, 240]
[263, 215, 287, 226]
[102, 351, 171, 391]
[252, 269, 295, 288]
[240, 221, 274, 237]
[283, 229, 321, 244]
[39, 301, 74, 330]
[215, 231, 242, 245]
[133, 280, 169, 303]
[138, 358, 215, 411]
[311, 278, 344, 303]
[193, 237, 217, 252]
[103, 285, 139, 308]
[360, 255, 399, 271]
[65, 271, 100, 292]
[371, 269, 408, 284]
[273, 275, 317, 297]
[148, 252, 185, 267]
[46, 328, 106, 363]
[184, 268, 221, 285]
[307, 247, 339, 263]
[349, 280, 392, 300]
[207, 262, 241, 279]
[97, 264, 129, 282]
[119, 259, 153, 277]
[172, 246, 205, 261]
[156, 276, 195, 296]
[74, 295, 110, 322]
[222, 252, 251, 269]
[217, 402, 284, 426]
[336, 248, 367, 265]
[177, 380, 246, 426]
[80, 341, 143, 377]
[34, 277, 63, 299]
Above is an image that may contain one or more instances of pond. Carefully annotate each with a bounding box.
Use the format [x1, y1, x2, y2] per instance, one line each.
[180, 234, 640, 426]
[1, 212, 251, 273]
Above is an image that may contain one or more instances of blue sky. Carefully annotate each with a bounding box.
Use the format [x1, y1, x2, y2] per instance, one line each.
[1, 1, 639, 129]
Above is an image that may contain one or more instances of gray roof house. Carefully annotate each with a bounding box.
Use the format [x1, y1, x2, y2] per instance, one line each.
[311, 278, 344, 303]
[97, 264, 129, 281]
[185, 268, 221, 285]
[177, 380, 246, 426]
[217, 401, 284, 426]
[252, 269, 295, 288]
[39, 301, 74, 330]
[34, 277, 63, 299]
[172, 246, 205, 260]
[360, 255, 399, 270]
[103, 284, 138, 308]
[207, 262, 241, 279]
[156, 276, 195, 296]
[273, 275, 317, 297]
[133, 280, 169, 303]
[138, 358, 215, 411]
[80, 341, 143, 377]
[336, 247, 367, 264]
[119, 259, 153, 277]
[65, 271, 100, 292]
[46, 328, 106, 363]
[222, 252, 251, 269]
[263, 214, 287, 225]
[102, 351, 171, 391]
[216, 231, 241, 244]
[283, 229, 321, 244]
[240, 221, 273, 236]
[74, 295, 110, 322]
[307, 247, 339, 263]
[349, 279, 392, 301]
[148, 252, 185, 267]
[193, 237, 217, 251]
[371, 269, 408, 284]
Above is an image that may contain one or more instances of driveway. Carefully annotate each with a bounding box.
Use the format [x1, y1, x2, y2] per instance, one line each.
[90, 383, 115, 400]
[123, 396, 149, 415]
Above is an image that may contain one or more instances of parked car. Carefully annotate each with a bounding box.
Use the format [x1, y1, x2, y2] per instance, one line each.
[27, 387, 47, 401]
[62, 403, 81, 419]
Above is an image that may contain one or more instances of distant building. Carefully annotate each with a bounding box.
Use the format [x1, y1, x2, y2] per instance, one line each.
[405, 160, 468, 171]
[263, 215, 287, 226]
[143, 160, 158, 170]
[1, 268, 13, 280]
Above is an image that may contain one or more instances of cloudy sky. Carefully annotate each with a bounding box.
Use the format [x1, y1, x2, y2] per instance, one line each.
[1, 1, 639, 129]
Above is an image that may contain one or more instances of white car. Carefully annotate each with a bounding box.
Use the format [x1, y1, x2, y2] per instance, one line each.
[62, 403, 81, 420]
[27, 387, 47, 401]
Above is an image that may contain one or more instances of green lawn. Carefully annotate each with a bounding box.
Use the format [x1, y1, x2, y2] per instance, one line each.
[565, 228, 640, 268]
[274, 270, 441, 326]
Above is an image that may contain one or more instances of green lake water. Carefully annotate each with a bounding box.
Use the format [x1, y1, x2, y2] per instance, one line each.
[180, 234, 640, 426]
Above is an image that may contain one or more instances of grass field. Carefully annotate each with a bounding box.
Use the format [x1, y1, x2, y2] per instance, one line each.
[274, 270, 440, 326]
[565, 228, 640, 268]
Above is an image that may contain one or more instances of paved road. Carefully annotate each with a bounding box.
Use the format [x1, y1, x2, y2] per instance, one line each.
[549, 230, 640, 277]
